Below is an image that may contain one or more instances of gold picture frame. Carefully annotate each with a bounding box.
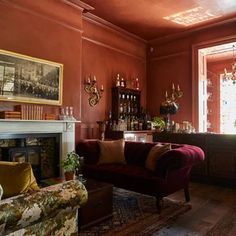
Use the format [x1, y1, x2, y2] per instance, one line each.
[0, 49, 63, 105]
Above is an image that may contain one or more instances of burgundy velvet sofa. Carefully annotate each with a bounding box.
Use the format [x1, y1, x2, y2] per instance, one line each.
[76, 140, 205, 212]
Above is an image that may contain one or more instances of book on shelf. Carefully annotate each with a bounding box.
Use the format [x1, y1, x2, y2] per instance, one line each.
[14, 105, 44, 120]
[0, 111, 21, 119]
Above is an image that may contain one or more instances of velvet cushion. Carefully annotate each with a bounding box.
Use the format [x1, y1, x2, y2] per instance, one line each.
[145, 144, 171, 171]
[98, 139, 126, 164]
[0, 161, 39, 199]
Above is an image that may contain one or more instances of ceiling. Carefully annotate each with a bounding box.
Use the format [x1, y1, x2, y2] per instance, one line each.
[80, 0, 236, 41]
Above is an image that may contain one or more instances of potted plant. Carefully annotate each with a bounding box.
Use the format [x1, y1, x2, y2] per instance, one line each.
[61, 151, 80, 181]
[152, 116, 166, 131]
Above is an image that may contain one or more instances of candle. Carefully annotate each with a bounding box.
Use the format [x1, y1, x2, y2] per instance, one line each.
[224, 68, 227, 74]
[177, 84, 180, 91]
[172, 83, 175, 90]
[93, 76, 96, 82]
[101, 85, 104, 91]
[165, 91, 168, 98]
[87, 77, 91, 84]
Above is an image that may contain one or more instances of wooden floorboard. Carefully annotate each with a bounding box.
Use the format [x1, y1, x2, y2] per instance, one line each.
[157, 182, 236, 236]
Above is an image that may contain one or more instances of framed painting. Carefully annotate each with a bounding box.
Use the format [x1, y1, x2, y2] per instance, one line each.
[0, 49, 63, 105]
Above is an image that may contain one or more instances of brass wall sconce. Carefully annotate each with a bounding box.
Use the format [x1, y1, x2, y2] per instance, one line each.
[84, 76, 104, 107]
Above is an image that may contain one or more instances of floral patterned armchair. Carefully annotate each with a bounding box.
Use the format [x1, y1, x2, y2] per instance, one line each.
[0, 180, 88, 236]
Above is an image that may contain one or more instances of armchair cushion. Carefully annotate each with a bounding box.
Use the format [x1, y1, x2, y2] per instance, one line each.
[0, 180, 88, 236]
[0, 161, 39, 199]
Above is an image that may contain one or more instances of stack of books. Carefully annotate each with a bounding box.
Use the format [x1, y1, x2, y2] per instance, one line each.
[0, 111, 21, 119]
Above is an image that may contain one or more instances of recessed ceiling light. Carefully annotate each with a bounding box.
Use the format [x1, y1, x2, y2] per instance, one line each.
[163, 7, 222, 26]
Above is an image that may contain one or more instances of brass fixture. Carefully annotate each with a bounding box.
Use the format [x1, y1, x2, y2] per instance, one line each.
[84, 76, 104, 107]
[160, 83, 183, 131]
[223, 45, 236, 84]
[164, 83, 183, 104]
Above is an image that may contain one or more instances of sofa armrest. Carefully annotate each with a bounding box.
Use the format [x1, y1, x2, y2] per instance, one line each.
[0, 180, 88, 235]
[155, 145, 205, 178]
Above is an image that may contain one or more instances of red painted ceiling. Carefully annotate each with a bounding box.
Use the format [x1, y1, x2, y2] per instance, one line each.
[79, 0, 236, 40]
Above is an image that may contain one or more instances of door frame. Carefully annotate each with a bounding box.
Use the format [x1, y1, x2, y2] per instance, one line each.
[192, 35, 236, 131]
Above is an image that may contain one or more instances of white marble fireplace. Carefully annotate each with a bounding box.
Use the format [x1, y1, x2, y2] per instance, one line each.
[0, 120, 77, 176]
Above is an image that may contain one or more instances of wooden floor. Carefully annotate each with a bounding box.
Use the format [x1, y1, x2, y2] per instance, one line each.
[158, 182, 236, 236]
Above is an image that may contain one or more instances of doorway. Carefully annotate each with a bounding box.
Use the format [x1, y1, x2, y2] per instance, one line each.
[196, 41, 236, 133]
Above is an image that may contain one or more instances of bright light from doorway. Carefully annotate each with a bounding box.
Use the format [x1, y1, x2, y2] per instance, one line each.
[163, 7, 222, 26]
[220, 75, 236, 134]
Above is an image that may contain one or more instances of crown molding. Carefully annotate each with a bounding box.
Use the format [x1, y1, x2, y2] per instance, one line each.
[82, 36, 146, 62]
[62, 0, 94, 12]
[1, 0, 84, 33]
[83, 12, 147, 44]
[149, 16, 236, 45]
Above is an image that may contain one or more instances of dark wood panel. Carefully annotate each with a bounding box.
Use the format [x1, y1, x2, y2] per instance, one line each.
[153, 132, 236, 188]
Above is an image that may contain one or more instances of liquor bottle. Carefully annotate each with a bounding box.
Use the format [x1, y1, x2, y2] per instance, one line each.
[127, 115, 131, 130]
[134, 117, 139, 131]
[130, 116, 134, 131]
[119, 103, 123, 113]
[123, 102, 127, 113]
[138, 119, 143, 130]
[108, 110, 113, 131]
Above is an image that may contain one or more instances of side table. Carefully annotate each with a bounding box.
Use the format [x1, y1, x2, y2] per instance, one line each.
[78, 178, 113, 229]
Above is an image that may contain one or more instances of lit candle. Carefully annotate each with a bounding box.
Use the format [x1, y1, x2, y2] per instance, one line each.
[172, 83, 175, 90]
[93, 76, 96, 82]
[101, 85, 104, 91]
[87, 77, 91, 84]
[224, 68, 227, 74]
[165, 91, 168, 98]
[177, 84, 180, 91]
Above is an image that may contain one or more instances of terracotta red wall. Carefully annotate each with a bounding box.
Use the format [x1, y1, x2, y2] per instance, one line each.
[80, 16, 146, 139]
[0, 0, 84, 142]
[0, 1, 147, 141]
[147, 20, 236, 130]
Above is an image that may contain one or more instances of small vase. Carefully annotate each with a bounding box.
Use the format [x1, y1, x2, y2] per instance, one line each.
[64, 171, 75, 181]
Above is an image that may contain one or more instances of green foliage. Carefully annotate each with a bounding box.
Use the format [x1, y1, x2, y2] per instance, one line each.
[61, 151, 80, 172]
[152, 116, 165, 129]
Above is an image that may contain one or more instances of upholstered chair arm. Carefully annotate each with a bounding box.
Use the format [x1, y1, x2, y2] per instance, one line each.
[155, 145, 205, 178]
[0, 180, 88, 235]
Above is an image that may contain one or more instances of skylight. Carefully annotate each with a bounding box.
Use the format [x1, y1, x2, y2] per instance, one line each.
[163, 7, 222, 26]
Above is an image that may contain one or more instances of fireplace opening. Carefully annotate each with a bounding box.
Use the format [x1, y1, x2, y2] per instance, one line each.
[0, 133, 60, 183]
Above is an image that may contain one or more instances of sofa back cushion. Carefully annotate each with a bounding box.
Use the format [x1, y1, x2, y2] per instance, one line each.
[145, 144, 171, 171]
[98, 139, 126, 164]
[76, 140, 100, 165]
[76, 140, 187, 168]
[0, 161, 39, 199]
[125, 141, 156, 166]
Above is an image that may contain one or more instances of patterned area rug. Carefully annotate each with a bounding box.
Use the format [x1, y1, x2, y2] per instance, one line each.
[79, 188, 191, 236]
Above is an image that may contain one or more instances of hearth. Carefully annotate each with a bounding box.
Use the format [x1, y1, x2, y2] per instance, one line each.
[0, 120, 77, 181]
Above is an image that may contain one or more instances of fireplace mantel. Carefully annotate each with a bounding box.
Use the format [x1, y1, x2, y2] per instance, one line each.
[0, 119, 79, 175]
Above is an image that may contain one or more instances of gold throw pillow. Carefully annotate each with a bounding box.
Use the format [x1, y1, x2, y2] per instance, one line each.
[0, 161, 39, 199]
[98, 139, 126, 164]
[145, 144, 171, 171]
